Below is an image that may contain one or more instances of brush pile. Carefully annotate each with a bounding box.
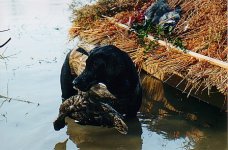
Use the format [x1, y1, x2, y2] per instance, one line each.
[69, 0, 227, 98]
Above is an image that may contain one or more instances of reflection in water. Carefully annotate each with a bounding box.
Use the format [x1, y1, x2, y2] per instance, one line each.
[140, 73, 227, 150]
[55, 139, 68, 150]
[55, 117, 142, 150]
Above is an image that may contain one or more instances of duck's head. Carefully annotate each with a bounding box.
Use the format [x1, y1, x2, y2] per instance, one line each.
[53, 114, 66, 131]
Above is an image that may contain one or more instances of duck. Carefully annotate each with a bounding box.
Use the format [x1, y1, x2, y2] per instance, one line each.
[54, 84, 128, 134]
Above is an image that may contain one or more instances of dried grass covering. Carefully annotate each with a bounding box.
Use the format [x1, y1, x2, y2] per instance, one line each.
[69, 0, 227, 96]
[170, 0, 227, 61]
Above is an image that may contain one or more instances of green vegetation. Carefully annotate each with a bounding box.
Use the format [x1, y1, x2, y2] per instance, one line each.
[134, 23, 186, 53]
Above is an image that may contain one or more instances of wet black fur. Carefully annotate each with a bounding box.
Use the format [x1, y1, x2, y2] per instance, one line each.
[60, 51, 77, 100]
[61, 45, 142, 117]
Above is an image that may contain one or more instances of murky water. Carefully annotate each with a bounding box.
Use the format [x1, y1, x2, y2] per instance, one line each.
[0, 0, 227, 150]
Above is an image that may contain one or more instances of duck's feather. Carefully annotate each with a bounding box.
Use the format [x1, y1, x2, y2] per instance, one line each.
[54, 91, 128, 134]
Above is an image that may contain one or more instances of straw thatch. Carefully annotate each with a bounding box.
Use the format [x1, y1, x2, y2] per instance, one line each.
[69, 0, 227, 98]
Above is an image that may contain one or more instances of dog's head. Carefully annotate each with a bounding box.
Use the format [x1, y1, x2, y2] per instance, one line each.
[72, 46, 108, 91]
[72, 45, 131, 92]
[73, 45, 138, 91]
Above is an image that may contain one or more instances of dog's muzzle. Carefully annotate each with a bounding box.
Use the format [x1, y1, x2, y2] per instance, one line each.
[72, 76, 94, 92]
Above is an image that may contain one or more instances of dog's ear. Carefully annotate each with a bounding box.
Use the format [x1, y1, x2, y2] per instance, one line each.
[76, 47, 89, 56]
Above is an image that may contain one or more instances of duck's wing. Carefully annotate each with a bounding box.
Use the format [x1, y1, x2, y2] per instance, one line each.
[53, 94, 86, 131]
[99, 102, 128, 134]
[70, 101, 128, 134]
[54, 93, 128, 134]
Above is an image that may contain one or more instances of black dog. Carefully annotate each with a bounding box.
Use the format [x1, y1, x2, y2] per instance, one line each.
[60, 45, 142, 117]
